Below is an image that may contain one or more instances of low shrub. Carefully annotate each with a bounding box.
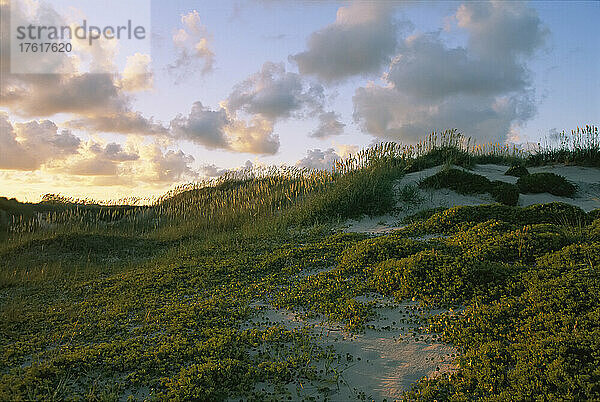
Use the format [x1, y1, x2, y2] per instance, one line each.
[464, 224, 573, 264]
[336, 236, 427, 275]
[419, 169, 519, 206]
[504, 164, 529, 177]
[489, 181, 519, 206]
[589, 219, 600, 241]
[520, 202, 590, 226]
[399, 203, 590, 237]
[419, 168, 491, 195]
[287, 162, 404, 225]
[404, 147, 473, 173]
[536, 241, 600, 270]
[588, 209, 600, 221]
[517, 172, 576, 197]
[370, 250, 457, 300]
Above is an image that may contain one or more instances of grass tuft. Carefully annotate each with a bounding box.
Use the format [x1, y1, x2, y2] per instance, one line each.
[517, 172, 576, 197]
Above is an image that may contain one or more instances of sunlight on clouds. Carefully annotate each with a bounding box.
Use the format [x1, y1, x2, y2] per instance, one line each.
[168, 10, 215, 79]
[119, 53, 153, 92]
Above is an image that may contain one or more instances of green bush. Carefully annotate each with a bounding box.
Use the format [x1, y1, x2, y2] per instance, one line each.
[464, 224, 573, 264]
[419, 169, 519, 206]
[517, 172, 576, 197]
[588, 209, 600, 221]
[504, 164, 529, 177]
[489, 181, 519, 206]
[591, 219, 600, 241]
[399, 203, 590, 238]
[536, 241, 600, 271]
[419, 168, 491, 195]
[520, 202, 590, 226]
[370, 250, 457, 300]
[337, 236, 427, 275]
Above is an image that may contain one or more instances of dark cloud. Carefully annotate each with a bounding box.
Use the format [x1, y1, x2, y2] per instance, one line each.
[353, 1, 546, 144]
[226, 62, 324, 120]
[170, 102, 230, 149]
[311, 111, 345, 138]
[66, 113, 168, 136]
[91, 143, 140, 162]
[0, 1, 161, 136]
[290, 2, 400, 82]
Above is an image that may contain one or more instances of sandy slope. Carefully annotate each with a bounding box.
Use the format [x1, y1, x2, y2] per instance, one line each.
[241, 163, 598, 400]
[244, 296, 457, 401]
[344, 163, 600, 234]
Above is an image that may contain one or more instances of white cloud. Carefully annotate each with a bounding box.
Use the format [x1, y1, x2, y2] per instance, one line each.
[226, 62, 324, 120]
[173, 62, 336, 154]
[353, 1, 546, 144]
[0, 1, 162, 136]
[0, 113, 80, 170]
[296, 148, 341, 171]
[170, 102, 230, 149]
[119, 53, 154, 92]
[168, 10, 215, 79]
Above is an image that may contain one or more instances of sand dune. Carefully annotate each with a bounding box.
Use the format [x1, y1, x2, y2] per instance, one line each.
[344, 163, 600, 234]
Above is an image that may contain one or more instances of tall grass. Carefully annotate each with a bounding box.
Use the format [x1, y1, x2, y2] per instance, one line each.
[1, 124, 597, 242]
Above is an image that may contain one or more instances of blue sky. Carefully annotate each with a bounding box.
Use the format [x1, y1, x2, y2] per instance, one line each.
[0, 0, 598, 201]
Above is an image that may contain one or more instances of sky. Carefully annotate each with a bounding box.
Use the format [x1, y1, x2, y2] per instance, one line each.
[0, 0, 598, 202]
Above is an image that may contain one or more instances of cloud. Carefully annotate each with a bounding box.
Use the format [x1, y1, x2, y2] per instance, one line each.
[199, 164, 229, 178]
[150, 148, 198, 182]
[91, 142, 140, 162]
[0, 113, 80, 170]
[226, 62, 324, 120]
[50, 139, 198, 183]
[295, 144, 358, 170]
[296, 148, 341, 171]
[455, 1, 547, 60]
[170, 102, 230, 149]
[168, 10, 215, 79]
[310, 111, 345, 138]
[170, 101, 279, 155]
[119, 53, 154, 92]
[173, 62, 334, 155]
[0, 1, 162, 136]
[226, 117, 279, 155]
[66, 112, 168, 136]
[386, 33, 528, 101]
[353, 1, 546, 144]
[290, 2, 400, 82]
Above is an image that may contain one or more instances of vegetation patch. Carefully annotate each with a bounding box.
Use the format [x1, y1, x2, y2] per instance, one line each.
[1, 129, 599, 400]
[419, 168, 520, 206]
[419, 168, 490, 195]
[504, 164, 530, 177]
[517, 172, 576, 197]
[489, 181, 520, 206]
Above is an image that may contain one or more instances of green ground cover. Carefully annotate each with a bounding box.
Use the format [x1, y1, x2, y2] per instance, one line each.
[1, 127, 599, 400]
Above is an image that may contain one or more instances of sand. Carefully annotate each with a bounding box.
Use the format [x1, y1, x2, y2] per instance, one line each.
[344, 163, 600, 234]
[239, 163, 598, 400]
[243, 295, 457, 401]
